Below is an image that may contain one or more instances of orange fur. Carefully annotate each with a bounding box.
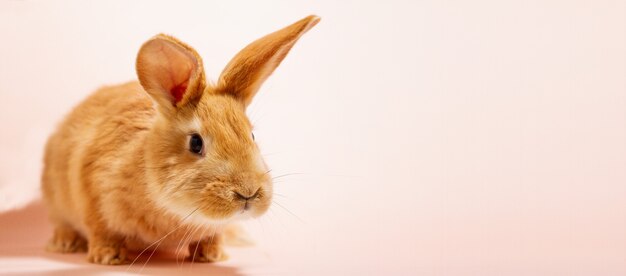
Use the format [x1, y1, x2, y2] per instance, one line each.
[41, 15, 320, 265]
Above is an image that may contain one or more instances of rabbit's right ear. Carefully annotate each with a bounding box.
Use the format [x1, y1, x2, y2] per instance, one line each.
[136, 34, 206, 114]
[216, 15, 320, 107]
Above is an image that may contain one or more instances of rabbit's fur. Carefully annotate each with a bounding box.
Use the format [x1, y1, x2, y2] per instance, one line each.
[41, 15, 319, 265]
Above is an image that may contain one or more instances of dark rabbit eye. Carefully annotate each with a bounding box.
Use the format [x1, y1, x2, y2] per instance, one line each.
[252, 132, 255, 141]
[189, 134, 204, 155]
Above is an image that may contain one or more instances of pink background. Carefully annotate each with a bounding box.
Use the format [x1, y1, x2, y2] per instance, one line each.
[1, 1, 625, 275]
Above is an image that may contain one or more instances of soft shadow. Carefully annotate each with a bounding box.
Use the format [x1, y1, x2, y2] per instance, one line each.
[0, 201, 244, 276]
[0, 201, 51, 249]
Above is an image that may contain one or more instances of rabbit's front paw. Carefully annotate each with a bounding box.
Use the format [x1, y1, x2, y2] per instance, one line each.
[46, 225, 87, 253]
[188, 238, 229, 262]
[87, 240, 128, 265]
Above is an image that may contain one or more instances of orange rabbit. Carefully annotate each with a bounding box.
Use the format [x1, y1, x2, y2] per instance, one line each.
[41, 15, 320, 265]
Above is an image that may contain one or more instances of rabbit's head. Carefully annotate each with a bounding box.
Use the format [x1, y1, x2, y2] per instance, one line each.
[135, 16, 319, 224]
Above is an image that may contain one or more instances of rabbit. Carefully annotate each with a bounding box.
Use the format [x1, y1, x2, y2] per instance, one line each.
[41, 15, 320, 265]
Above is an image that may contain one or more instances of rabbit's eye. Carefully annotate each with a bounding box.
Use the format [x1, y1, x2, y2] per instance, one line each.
[252, 132, 255, 141]
[189, 134, 204, 155]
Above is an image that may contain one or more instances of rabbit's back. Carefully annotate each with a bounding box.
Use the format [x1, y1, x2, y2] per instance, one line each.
[41, 81, 155, 232]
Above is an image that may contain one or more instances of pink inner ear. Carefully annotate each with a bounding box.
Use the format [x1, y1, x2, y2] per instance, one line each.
[171, 82, 188, 104]
[137, 37, 200, 107]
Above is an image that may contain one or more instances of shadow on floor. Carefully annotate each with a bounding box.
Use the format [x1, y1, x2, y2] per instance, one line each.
[0, 201, 244, 276]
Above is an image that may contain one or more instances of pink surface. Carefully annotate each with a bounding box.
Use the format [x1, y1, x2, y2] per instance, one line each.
[1, 199, 625, 275]
[0, 202, 251, 275]
[1, 1, 625, 275]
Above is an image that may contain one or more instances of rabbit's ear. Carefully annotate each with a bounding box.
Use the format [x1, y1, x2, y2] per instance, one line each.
[136, 34, 206, 113]
[217, 15, 320, 106]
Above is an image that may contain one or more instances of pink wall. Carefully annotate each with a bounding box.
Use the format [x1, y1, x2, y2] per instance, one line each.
[1, 1, 625, 275]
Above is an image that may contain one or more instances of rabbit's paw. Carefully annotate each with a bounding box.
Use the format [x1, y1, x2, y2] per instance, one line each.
[188, 238, 229, 262]
[46, 225, 88, 253]
[87, 239, 128, 265]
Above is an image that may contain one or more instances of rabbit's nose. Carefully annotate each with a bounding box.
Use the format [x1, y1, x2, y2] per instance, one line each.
[235, 188, 260, 201]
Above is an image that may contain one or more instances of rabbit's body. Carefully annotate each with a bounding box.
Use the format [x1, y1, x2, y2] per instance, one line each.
[41, 15, 319, 265]
[42, 82, 204, 251]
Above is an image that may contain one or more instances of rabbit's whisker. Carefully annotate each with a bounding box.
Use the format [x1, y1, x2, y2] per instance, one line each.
[127, 207, 198, 272]
[272, 173, 305, 180]
[273, 192, 288, 198]
[272, 200, 306, 225]
[178, 224, 201, 267]
[175, 224, 195, 266]
[190, 226, 209, 267]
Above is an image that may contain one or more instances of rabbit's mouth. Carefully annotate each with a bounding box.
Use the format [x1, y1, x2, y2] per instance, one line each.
[195, 192, 270, 224]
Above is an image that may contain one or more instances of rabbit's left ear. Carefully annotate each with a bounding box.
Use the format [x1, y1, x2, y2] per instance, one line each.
[216, 15, 320, 106]
[136, 34, 206, 113]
